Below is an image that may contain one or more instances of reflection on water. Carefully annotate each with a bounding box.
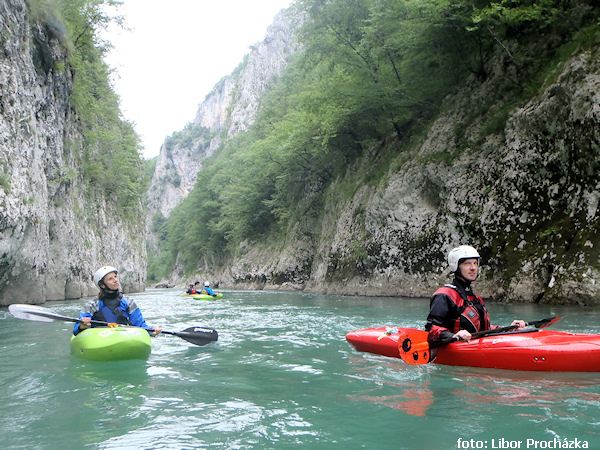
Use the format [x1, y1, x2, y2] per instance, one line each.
[347, 352, 600, 425]
[350, 379, 435, 417]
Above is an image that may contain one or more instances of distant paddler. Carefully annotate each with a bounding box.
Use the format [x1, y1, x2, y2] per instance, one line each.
[197, 281, 218, 298]
[185, 284, 197, 295]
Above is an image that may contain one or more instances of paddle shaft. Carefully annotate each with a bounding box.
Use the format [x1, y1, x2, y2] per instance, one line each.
[432, 324, 520, 348]
[432, 316, 563, 348]
[9, 304, 218, 346]
[30, 309, 158, 333]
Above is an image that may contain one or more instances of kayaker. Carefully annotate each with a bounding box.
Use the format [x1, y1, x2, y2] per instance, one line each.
[186, 284, 196, 295]
[199, 281, 216, 297]
[73, 266, 162, 336]
[425, 245, 526, 342]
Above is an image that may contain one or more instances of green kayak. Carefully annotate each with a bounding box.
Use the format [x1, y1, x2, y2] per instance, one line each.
[193, 293, 223, 301]
[70, 327, 152, 361]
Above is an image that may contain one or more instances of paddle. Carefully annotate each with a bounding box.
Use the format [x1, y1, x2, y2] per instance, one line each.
[398, 316, 563, 365]
[8, 304, 218, 347]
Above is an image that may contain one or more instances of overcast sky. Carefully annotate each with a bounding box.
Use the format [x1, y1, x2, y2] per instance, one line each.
[101, 0, 293, 158]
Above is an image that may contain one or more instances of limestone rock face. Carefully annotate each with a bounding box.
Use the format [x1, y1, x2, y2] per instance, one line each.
[311, 50, 599, 304]
[212, 47, 600, 305]
[146, 8, 301, 223]
[144, 5, 599, 305]
[0, 0, 146, 305]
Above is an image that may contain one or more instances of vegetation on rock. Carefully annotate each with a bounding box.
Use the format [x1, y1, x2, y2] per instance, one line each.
[147, 0, 600, 296]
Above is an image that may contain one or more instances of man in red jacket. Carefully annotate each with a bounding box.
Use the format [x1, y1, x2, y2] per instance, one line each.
[426, 245, 525, 341]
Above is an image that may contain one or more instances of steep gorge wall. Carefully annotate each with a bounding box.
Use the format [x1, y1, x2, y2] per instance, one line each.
[0, 0, 146, 305]
[146, 8, 301, 224]
[213, 46, 600, 306]
[145, 6, 599, 305]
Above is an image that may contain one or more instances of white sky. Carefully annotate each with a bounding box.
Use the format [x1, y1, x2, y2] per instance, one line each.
[101, 0, 293, 158]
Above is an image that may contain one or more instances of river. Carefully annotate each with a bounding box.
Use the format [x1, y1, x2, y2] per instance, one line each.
[2, 289, 600, 449]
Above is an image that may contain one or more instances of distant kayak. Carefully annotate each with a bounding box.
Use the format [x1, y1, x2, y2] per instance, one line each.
[193, 293, 223, 301]
[71, 327, 152, 361]
[346, 326, 600, 372]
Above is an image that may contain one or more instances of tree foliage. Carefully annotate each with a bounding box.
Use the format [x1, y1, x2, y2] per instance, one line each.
[147, 0, 599, 282]
[30, 0, 145, 217]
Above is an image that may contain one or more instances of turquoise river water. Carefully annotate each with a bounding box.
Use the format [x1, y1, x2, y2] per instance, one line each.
[2, 289, 600, 449]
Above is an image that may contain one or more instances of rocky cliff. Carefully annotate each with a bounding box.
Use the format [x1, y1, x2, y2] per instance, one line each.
[147, 5, 599, 305]
[0, 0, 146, 305]
[146, 8, 301, 223]
[209, 45, 600, 306]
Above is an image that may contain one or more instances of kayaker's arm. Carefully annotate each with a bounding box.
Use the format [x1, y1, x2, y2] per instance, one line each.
[73, 314, 92, 335]
[149, 326, 162, 336]
[448, 321, 525, 342]
[72, 298, 101, 335]
[453, 329, 471, 342]
[79, 316, 91, 329]
[511, 320, 526, 330]
[425, 293, 458, 340]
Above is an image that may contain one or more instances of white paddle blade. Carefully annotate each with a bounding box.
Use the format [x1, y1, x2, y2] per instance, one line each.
[8, 304, 58, 322]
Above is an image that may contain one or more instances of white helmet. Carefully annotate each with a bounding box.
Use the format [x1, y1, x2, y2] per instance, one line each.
[93, 265, 118, 289]
[448, 246, 480, 272]
[204, 281, 210, 287]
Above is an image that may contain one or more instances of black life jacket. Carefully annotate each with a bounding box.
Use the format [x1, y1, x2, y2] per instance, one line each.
[92, 297, 131, 326]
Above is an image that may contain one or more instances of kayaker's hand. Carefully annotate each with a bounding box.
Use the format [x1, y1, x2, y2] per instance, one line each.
[453, 329, 471, 342]
[150, 326, 162, 336]
[79, 317, 91, 330]
[511, 320, 526, 330]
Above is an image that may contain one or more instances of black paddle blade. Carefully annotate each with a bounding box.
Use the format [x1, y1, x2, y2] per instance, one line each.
[533, 316, 564, 329]
[170, 327, 218, 346]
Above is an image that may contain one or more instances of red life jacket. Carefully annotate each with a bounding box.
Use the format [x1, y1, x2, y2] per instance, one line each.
[434, 284, 491, 333]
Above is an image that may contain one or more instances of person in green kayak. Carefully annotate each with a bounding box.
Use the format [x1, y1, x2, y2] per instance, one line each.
[425, 245, 525, 341]
[198, 281, 217, 297]
[73, 265, 162, 336]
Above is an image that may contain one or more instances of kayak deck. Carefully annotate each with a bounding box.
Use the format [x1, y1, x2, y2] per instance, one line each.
[346, 326, 600, 372]
[71, 327, 152, 361]
[193, 293, 223, 300]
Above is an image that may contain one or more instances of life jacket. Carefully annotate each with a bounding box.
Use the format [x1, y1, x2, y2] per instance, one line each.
[200, 289, 208, 295]
[434, 284, 491, 333]
[92, 299, 131, 326]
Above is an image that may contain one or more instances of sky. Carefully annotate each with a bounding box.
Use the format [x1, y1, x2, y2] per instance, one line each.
[101, 0, 294, 158]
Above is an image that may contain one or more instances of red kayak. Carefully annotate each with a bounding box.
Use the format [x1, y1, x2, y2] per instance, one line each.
[346, 326, 600, 372]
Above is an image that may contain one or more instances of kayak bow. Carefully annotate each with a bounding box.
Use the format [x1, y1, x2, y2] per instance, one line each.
[70, 326, 152, 361]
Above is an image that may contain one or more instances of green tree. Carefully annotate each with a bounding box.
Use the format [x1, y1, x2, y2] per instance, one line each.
[31, 0, 145, 217]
